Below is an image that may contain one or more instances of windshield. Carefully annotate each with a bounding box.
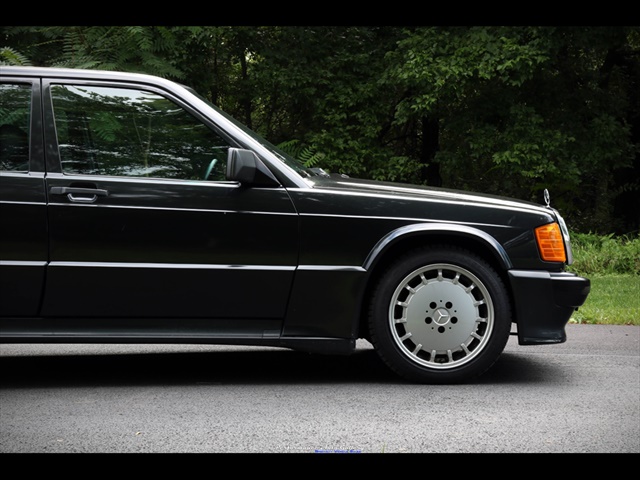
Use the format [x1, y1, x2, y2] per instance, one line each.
[186, 87, 323, 179]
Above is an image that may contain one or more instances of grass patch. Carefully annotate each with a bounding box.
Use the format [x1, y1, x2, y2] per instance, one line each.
[563, 233, 639, 325]
[570, 274, 640, 325]
[569, 232, 640, 276]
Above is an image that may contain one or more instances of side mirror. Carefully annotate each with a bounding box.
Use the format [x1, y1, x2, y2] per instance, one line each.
[226, 148, 281, 187]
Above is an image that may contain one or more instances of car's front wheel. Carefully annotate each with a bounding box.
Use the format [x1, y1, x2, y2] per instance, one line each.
[368, 246, 512, 384]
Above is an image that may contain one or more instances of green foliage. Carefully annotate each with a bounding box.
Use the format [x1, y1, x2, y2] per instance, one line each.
[386, 26, 552, 121]
[245, 26, 403, 181]
[383, 26, 639, 233]
[0, 46, 31, 66]
[367, 156, 422, 183]
[569, 232, 640, 276]
[568, 232, 640, 325]
[276, 139, 326, 168]
[1, 26, 184, 78]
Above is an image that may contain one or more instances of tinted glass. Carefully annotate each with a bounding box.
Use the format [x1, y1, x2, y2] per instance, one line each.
[51, 84, 231, 181]
[0, 83, 31, 172]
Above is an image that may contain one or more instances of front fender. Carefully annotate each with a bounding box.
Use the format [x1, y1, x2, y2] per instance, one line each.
[362, 223, 513, 271]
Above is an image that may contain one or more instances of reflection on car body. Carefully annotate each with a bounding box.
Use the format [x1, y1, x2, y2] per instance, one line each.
[0, 67, 590, 383]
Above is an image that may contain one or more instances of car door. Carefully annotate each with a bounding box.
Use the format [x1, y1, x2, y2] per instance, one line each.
[40, 78, 299, 332]
[0, 78, 48, 317]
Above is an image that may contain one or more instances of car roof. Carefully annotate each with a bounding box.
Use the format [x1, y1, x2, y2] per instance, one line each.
[1, 66, 179, 90]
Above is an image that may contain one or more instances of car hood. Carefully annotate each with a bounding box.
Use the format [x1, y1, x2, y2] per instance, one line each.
[305, 175, 551, 215]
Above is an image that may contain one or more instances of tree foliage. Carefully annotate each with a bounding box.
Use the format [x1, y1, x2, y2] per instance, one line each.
[2, 25, 638, 234]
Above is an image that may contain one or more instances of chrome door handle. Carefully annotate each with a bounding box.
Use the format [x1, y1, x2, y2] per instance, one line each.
[50, 186, 109, 203]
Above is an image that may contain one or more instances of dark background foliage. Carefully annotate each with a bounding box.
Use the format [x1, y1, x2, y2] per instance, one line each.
[2, 25, 638, 235]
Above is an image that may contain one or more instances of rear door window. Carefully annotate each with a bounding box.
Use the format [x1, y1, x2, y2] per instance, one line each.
[0, 83, 31, 172]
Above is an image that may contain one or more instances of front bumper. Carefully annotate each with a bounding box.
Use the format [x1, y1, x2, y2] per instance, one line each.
[508, 270, 591, 345]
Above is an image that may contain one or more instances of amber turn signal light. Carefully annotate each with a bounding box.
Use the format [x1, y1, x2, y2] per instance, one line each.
[535, 222, 567, 263]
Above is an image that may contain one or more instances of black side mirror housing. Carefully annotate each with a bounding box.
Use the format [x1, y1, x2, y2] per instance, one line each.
[226, 148, 281, 187]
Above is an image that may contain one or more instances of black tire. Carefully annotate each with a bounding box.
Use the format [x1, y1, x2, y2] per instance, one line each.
[368, 246, 512, 384]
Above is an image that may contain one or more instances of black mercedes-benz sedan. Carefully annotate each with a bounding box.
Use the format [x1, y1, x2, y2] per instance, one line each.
[0, 66, 590, 383]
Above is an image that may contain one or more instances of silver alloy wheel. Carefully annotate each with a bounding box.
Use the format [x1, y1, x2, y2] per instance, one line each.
[388, 263, 495, 370]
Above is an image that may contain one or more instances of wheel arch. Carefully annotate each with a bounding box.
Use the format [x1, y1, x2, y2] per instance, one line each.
[358, 224, 513, 340]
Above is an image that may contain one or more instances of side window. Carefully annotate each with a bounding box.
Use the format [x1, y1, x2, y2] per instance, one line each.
[50, 84, 231, 181]
[0, 83, 31, 172]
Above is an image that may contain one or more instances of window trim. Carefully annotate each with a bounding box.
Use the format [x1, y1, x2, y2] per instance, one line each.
[0, 78, 44, 173]
[42, 78, 244, 181]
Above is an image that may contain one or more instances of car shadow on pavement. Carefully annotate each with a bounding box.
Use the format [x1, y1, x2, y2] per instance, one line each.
[0, 345, 557, 387]
[0, 346, 394, 387]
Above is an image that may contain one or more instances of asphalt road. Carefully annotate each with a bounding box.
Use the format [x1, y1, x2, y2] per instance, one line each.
[0, 324, 638, 454]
